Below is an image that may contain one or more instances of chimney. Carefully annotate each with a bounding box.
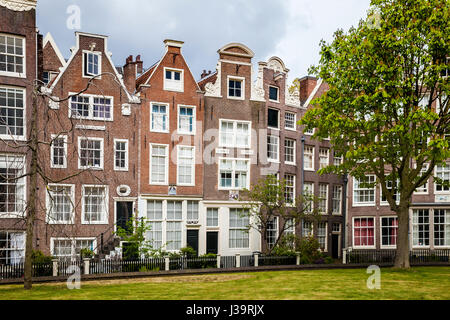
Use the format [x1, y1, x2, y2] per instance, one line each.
[123, 55, 143, 93]
[163, 39, 184, 54]
[299, 76, 318, 105]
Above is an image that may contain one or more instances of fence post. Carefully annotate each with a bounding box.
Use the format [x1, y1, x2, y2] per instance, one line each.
[83, 259, 90, 275]
[165, 257, 170, 271]
[236, 254, 240, 268]
[343, 249, 347, 264]
[296, 253, 300, 266]
[254, 253, 259, 267]
[52, 259, 58, 277]
[217, 255, 221, 269]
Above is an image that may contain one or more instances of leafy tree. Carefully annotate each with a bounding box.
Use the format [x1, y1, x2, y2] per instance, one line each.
[300, 0, 449, 268]
[242, 175, 322, 255]
[116, 216, 153, 259]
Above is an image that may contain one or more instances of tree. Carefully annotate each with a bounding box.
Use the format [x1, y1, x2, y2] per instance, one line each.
[116, 216, 154, 259]
[242, 175, 322, 255]
[300, 0, 449, 268]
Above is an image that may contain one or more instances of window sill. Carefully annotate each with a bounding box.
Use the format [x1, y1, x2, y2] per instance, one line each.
[352, 203, 376, 207]
[227, 96, 245, 101]
[81, 221, 109, 225]
[0, 135, 27, 141]
[177, 131, 195, 136]
[79, 166, 104, 171]
[285, 162, 296, 166]
[150, 130, 170, 134]
[0, 71, 26, 78]
[114, 168, 129, 172]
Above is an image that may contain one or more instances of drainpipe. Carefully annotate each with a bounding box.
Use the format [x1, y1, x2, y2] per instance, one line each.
[301, 136, 305, 193]
[342, 173, 348, 253]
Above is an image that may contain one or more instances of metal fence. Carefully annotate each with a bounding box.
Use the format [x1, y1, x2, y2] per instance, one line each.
[0, 262, 53, 280]
[345, 249, 450, 264]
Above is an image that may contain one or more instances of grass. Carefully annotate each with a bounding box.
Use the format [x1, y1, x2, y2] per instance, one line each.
[0, 267, 449, 300]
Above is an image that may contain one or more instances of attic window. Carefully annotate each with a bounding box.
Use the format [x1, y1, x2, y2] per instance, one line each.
[164, 67, 183, 92]
[83, 51, 101, 77]
[269, 86, 279, 102]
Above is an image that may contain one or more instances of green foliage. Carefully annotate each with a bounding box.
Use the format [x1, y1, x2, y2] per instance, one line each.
[116, 216, 154, 259]
[31, 250, 53, 264]
[180, 246, 197, 257]
[80, 248, 94, 259]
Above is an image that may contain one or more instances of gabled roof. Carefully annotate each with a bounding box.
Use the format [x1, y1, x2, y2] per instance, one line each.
[136, 62, 158, 89]
[43, 33, 66, 67]
[218, 43, 254, 58]
[197, 71, 217, 91]
[303, 79, 324, 108]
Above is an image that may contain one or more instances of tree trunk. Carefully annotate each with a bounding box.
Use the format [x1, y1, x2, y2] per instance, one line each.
[394, 205, 410, 269]
[24, 92, 38, 290]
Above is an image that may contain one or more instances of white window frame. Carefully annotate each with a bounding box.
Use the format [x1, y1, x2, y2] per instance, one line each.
[380, 216, 398, 249]
[227, 75, 245, 100]
[218, 158, 250, 190]
[50, 237, 97, 260]
[317, 222, 328, 252]
[267, 135, 279, 163]
[267, 108, 280, 130]
[304, 145, 315, 171]
[50, 134, 67, 169]
[0, 34, 26, 78]
[163, 67, 184, 92]
[352, 217, 376, 249]
[46, 184, 75, 224]
[176, 145, 195, 186]
[0, 231, 25, 265]
[82, 50, 102, 78]
[0, 153, 26, 218]
[68, 93, 114, 121]
[304, 128, 314, 135]
[414, 164, 429, 195]
[284, 138, 296, 165]
[206, 208, 219, 227]
[114, 139, 129, 171]
[229, 208, 250, 249]
[149, 143, 169, 185]
[177, 105, 196, 135]
[78, 137, 104, 170]
[81, 185, 109, 225]
[433, 209, 450, 248]
[284, 112, 296, 131]
[380, 178, 400, 206]
[219, 119, 251, 148]
[150, 102, 170, 133]
[0, 86, 26, 141]
[352, 175, 376, 206]
[146, 200, 164, 250]
[412, 209, 430, 248]
[318, 183, 329, 214]
[268, 85, 280, 103]
[319, 148, 330, 169]
[284, 174, 296, 205]
[435, 163, 450, 194]
[303, 182, 314, 213]
[267, 216, 279, 249]
[332, 185, 342, 215]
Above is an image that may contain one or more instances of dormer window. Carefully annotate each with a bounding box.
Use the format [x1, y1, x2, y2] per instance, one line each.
[269, 86, 279, 102]
[164, 67, 184, 92]
[83, 51, 101, 77]
[227, 76, 245, 100]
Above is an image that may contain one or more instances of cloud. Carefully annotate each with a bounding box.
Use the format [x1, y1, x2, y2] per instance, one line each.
[36, 0, 370, 82]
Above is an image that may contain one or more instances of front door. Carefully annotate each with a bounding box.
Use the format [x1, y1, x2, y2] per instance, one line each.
[116, 201, 133, 234]
[206, 232, 218, 254]
[332, 234, 340, 259]
[187, 230, 199, 256]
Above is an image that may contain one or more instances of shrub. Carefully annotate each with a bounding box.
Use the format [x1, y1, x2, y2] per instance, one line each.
[31, 250, 54, 264]
[80, 248, 94, 259]
[180, 246, 197, 257]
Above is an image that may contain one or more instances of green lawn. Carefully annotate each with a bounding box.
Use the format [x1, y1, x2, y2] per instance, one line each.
[0, 267, 449, 300]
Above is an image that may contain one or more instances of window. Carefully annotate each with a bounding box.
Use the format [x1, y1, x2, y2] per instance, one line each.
[304, 128, 314, 135]
[69, 94, 113, 121]
[435, 163, 450, 193]
[319, 148, 329, 169]
[353, 175, 376, 205]
[381, 179, 400, 204]
[219, 120, 251, 148]
[268, 108, 279, 129]
[82, 186, 108, 224]
[318, 222, 327, 250]
[178, 106, 195, 134]
[332, 223, 341, 233]
[0, 154, 25, 217]
[269, 86, 279, 102]
[207, 208, 218, 227]
[284, 139, 296, 164]
[146, 200, 163, 249]
[0, 87, 25, 139]
[219, 159, 249, 190]
[187, 201, 199, 222]
[229, 208, 249, 248]
[304, 146, 314, 171]
[434, 209, 450, 247]
[284, 112, 296, 130]
[267, 135, 279, 162]
[303, 182, 314, 213]
[51, 135, 67, 168]
[302, 220, 312, 237]
[150, 144, 168, 185]
[46, 185, 74, 224]
[332, 185, 342, 215]
[83, 51, 101, 77]
[114, 139, 128, 171]
[440, 57, 449, 78]
[267, 217, 278, 249]
[414, 165, 429, 194]
[0, 34, 24, 76]
[164, 68, 183, 92]
[166, 201, 182, 250]
[43, 71, 49, 85]
[333, 152, 343, 166]
[412, 209, 429, 246]
[177, 146, 195, 186]
[381, 217, 398, 247]
[0, 231, 25, 265]
[151, 103, 169, 132]
[318, 184, 328, 214]
[78, 137, 103, 169]
[436, 93, 447, 114]
[353, 217, 375, 247]
[228, 77, 244, 99]
[284, 174, 295, 204]
[52, 238, 95, 261]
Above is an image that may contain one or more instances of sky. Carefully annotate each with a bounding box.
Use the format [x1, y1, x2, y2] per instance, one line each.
[37, 0, 371, 82]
